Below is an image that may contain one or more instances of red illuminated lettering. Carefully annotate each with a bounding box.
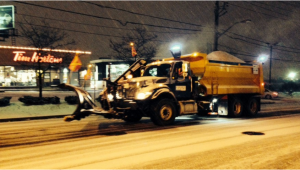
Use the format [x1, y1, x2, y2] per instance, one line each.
[13, 51, 63, 63]
[13, 51, 31, 62]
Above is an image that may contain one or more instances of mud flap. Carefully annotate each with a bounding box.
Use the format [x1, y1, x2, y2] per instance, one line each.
[58, 83, 114, 121]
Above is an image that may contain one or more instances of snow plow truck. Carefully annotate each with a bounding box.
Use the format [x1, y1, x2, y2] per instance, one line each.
[59, 51, 265, 126]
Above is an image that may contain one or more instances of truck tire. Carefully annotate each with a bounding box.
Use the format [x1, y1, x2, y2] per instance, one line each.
[265, 94, 272, 99]
[151, 99, 176, 126]
[122, 111, 143, 122]
[228, 96, 243, 117]
[245, 97, 259, 117]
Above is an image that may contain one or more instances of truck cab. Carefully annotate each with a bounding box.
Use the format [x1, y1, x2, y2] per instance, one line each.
[141, 60, 192, 99]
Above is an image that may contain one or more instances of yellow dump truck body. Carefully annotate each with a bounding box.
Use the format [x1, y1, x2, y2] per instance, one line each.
[164, 51, 264, 96]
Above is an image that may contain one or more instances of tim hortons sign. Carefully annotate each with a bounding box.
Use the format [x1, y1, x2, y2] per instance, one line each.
[13, 51, 63, 63]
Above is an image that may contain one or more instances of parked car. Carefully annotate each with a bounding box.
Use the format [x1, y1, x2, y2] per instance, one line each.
[262, 89, 279, 99]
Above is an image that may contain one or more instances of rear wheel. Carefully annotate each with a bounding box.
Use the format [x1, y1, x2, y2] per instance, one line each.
[245, 97, 259, 117]
[151, 99, 176, 126]
[228, 96, 243, 117]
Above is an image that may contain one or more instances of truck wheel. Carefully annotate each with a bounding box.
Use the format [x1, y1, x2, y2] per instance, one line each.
[122, 111, 142, 122]
[245, 97, 259, 117]
[151, 99, 176, 126]
[228, 96, 243, 117]
[265, 95, 272, 99]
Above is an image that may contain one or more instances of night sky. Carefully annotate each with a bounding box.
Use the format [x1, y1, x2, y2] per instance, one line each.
[0, 1, 300, 80]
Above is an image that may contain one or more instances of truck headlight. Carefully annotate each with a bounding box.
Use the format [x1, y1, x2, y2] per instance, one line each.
[107, 93, 122, 101]
[116, 92, 122, 99]
[136, 92, 152, 100]
[107, 94, 114, 101]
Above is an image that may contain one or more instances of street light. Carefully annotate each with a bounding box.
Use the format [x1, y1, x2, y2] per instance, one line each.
[213, 19, 251, 51]
[170, 44, 182, 58]
[288, 72, 296, 80]
[258, 54, 268, 63]
[130, 42, 137, 61]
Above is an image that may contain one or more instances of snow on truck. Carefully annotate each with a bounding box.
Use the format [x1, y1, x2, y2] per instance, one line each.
[59, 50, 265, 126]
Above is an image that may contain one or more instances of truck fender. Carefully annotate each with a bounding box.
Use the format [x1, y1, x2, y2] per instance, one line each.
[151, 88, 177, 102]
[150, 88, 179, 116]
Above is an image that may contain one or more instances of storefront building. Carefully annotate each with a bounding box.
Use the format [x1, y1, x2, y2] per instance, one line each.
[0, 45, 91, 88]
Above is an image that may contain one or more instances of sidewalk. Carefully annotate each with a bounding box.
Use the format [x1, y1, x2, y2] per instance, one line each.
[0, 85, 103, 92]
[1, 91, 300, 122]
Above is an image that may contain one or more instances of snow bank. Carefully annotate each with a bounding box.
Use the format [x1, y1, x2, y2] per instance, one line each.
[0, 102, 77, 119]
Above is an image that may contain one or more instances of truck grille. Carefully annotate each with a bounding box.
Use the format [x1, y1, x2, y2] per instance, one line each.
[118, 83, 138, 100]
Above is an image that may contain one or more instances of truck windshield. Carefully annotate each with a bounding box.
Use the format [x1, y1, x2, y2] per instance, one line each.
[143, 64, 171, 77]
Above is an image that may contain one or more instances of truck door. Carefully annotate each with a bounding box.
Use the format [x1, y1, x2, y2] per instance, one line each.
[170, 62, 192, 99]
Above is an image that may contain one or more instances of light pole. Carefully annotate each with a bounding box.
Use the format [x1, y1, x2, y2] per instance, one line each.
[267, 42, 278, 89]
[213, 19, 251, 51]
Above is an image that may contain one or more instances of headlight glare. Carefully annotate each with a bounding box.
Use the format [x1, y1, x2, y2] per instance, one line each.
[107, 94, 114, 101]
[136, 91, 152, 100]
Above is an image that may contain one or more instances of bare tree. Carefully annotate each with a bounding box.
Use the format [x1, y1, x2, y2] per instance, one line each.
[19, 19, 75, 49]
[19, 19, 76, 98]
[109, 27, 158, 62]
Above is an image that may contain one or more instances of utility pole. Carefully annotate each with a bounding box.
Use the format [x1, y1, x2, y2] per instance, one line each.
[213, 1, 228, 51]
[213, 1, 220, 51]
[269, 45, 273, 89]
[268, 42, 278, 89]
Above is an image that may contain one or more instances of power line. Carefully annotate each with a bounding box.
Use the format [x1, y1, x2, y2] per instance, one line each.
[19, 12, 300, 54]
[219, 45, 300, 63]
[257, 2, 296, 13]
[229, 3, 300, 26]
[223, 34, 300, 54]
[275, 44, 300, 52]
[16, 21, 170, 43]
[15, 1, 202, 32]
[273, 46, 300, 54]
[15, 1, 300, 54]
[220, 44, 300, 63]
[278, 1, 300, 9]
[223, 34, 268, 47]
[247, 2, 290, 17]
[226, 32, 300, 52]
[18, 13, 198, 35]
[272, 58, 300, 63]
[225, 32, 268, 44]
[219, 43, 254, 55]
[84, 2, 204, 28]
[21, 10, 300, 53]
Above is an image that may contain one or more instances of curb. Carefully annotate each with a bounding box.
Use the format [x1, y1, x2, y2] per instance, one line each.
[1, 108, 300, 123]
[0, 114, 68, 122]
[259, 108, 300, 114]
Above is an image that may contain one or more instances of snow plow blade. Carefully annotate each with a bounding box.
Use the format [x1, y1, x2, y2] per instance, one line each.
[58, 83, 114, 121]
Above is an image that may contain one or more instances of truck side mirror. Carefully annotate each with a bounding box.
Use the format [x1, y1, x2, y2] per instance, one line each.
[141, 69, 144, 76]
[182, 63, 189, 78]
